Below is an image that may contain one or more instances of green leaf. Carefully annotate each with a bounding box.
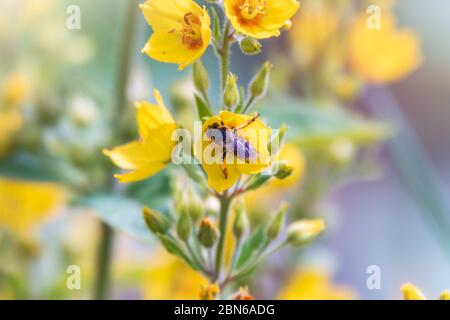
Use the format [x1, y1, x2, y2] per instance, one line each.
[80, 195, 154, 243]
[195, 93, 213, 122]
[235, 226, 267, 269]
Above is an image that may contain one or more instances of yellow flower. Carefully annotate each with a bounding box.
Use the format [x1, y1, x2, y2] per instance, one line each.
[277, 269, 357, 300]
[2, 73, 30, 106]
[224, 0, 300, 39]
[196, 111, 271, 193]
[104, 89, 177, 183]
[349, 13, 422, 84]
[401, 283, 450, 300]
[289, 1, 340, 67]
[143, 250, 207, 299]
[0, 177, 66, 236]
[140, 0, 211, 70]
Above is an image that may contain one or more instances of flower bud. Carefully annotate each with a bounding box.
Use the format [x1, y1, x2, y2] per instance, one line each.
[400, 283, 426, 300]
[224, 73, 240, 109]
[282, 20, 292, 31]
[193, 60, 210, 93]
[197, 218, 218, 248]
[186, 187, 203, 223]
[233, 200, 248, 239]
[287, 219, 325, 246]
[143, 207, 170, 234]
[274, 161, 294, 180]
[267, 203, 288, 240]
[239, 36, 262, 55]
[177, 212, 192, 242]
[249, 61, 272, 98]
[440, 290, 450, 300]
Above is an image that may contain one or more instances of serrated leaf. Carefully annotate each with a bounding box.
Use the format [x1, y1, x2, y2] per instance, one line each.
[80, 195, 153, 243]
[195, 93, 213, 121]
[235, 226, 267, 269]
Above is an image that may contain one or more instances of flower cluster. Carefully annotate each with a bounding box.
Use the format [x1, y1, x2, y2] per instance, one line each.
[104, 0, 325, 299]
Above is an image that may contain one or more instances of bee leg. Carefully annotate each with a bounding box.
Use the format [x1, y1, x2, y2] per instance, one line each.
[235, 113, 260, 131]
[221, 149, 228, 179]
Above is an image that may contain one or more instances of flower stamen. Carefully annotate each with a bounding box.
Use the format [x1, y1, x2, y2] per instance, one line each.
[239, 0, 267, 20]
[181, 12, 203, 49]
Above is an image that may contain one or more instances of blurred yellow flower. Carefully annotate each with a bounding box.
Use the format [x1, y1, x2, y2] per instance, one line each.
[2, 73, 30, 106]
[143, 251, 207, 299]
[349, 13, 422, 84]
[140, 0, 211, 70]
[197, 111, 271, 193]
[0, 177, 66, 235]
[401, 283, 450, 300]
[224, 0, 300, 39]
[104, 89, 177, 183]
[289, 1, 340, 67]
[277, 269, 357, 300]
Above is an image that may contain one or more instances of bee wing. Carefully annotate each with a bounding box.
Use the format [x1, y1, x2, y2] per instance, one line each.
[225, 132, 259, 163]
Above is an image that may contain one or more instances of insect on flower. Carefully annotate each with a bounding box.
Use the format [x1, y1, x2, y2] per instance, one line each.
[205, 113, 261, 179]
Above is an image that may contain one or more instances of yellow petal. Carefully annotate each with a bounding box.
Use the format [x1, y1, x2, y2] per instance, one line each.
[114, 162, 167, 183]
[136, 89, 174, 138]
[401, 283, 426, 300]
[0, 177, 66, 235]
[440, 290, 450, 300]
[140, 0, 193, 31]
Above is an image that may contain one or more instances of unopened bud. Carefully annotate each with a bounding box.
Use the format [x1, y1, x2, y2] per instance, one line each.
[177, 212, 192, 242]
[249, 61, 272, 98]
[186, 187, 203, 222]
[267, 203, 288, 240]
[197, 218, 218, 248]
[239, 36, 262, 55]
[224, 73, 240, 109]
[193, 60, 210, 93]
[233, 200, 248, 239]
[287, 219, 325, 246]
[282, 20, 292, 31]
[143, 207, 170, 234]
[274, 161, 294, 180]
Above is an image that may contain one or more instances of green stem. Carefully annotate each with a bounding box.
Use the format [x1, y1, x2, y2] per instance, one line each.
[220, 22, 231, 104]
[213, 196, 232, 282]
[242, 96, 255, 114]
[94, 0, 139, 300]
[94, 223, 114, 300]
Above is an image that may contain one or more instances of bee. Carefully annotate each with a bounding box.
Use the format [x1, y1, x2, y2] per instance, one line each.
[205, 113, 261, 179]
